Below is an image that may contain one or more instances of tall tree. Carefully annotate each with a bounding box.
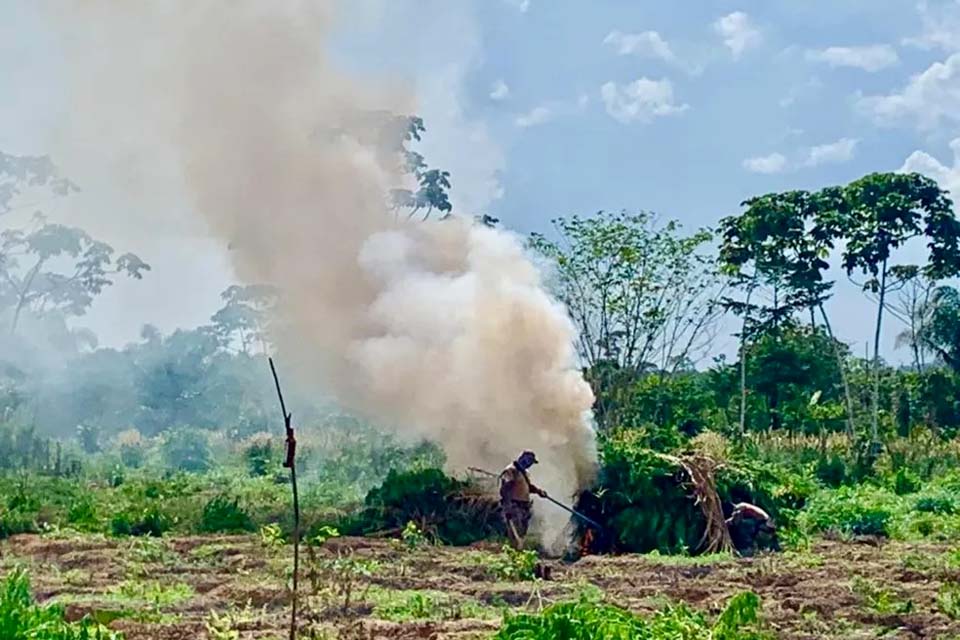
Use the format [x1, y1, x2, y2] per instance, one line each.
[530, 210, 723, 427]
[838, 172, 960, 443]
[718, 190, 854, 436]
[0, 217, 150, 333]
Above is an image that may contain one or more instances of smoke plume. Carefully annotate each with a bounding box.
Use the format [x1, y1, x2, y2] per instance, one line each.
[53, 1, 596, 552]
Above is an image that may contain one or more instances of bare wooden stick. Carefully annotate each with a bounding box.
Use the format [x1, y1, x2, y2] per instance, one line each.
[269, 357, 300, 640]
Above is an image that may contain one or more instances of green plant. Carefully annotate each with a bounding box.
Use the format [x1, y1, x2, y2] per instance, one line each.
[939, 582, 960, 620]
[259, 523, 285, 549]
[485, 545, 539, 582]
[851, 577, 914, 615]
[495, 591, 770, 639]
[400, 521, 427, 550]
[204, 601, 261, 640]
[111, 506, 172, 537]
[199, 495, 254, 534]
[161, 428, 212, 473]
[0, 568, 123, 639]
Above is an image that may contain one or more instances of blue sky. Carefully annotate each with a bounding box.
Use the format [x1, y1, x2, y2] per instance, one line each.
[2, 1, 960, 361]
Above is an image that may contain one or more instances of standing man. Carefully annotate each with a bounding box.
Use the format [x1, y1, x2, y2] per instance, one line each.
[499, 450, 548, 550]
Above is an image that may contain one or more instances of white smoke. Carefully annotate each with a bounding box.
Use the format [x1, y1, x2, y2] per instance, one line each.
[51, 0, 596, 552]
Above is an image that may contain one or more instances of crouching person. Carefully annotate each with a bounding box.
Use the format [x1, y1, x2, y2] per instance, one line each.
[726, 502, 781, 557]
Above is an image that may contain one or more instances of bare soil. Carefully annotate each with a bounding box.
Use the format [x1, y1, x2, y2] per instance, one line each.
[3, 533, 960, 639]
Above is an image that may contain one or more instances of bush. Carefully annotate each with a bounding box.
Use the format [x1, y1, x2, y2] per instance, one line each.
[111, 506, 172, 537]
[893, 468, 922, 496]
[199, 495, 255, 533]
[815, 454, 848, 488]
[915, 494, 957, 515]
[161, 429, 212, 473]
[801, 487, 896, 537]
[339, 468, 499, 546]
[0, 568, 123, 639]
[243, 440, 276, 477]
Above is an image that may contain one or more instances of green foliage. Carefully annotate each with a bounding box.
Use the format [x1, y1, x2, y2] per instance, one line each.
[801, 486, 896, 537]
[110, 506, 172, 537]
[258, 523, 285, 549]
[481, 545, 538, 582]
[160, 429, 211, 473]
[198, 495, 254, 533]
[851, 577, 914, 615]
[938, 582, 960, 620]
[341, 468, 496, 545]
[893, 468, 921, 495]
[0, 568, 123, 640]
[496, 591, 769, 640]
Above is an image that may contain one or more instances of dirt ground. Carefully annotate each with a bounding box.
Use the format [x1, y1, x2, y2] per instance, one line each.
[3, 532, 960, 639]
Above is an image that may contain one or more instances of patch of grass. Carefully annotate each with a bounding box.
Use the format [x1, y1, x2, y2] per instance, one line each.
[851, 577, 914, 615]
[0, 567, 124, 639]
[939, 582, 960, 620]
[371, 589, 495, 622]
[495, 591, 771, 640]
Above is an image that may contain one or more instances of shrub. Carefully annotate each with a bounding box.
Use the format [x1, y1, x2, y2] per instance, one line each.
[66, 498, 99, 531]
[893, 468, 921, 496]
[199, 495, 255, 534]
[815, 454, 848, 488]
[800, 487, 896, 537]
[111, 506, 173, 537]
[161, 429, 212, 473]
[341, 468, 498, 546]
[915, 494, 957, 515]
[243, 440, 276, 477]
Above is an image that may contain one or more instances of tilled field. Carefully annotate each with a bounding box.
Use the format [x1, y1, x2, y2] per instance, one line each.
[2, 533, 960, 639]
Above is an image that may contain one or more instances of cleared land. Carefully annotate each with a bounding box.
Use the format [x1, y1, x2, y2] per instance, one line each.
[4, 533, 960, 639]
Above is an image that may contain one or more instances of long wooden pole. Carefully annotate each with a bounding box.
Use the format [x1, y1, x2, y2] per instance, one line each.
[269, 358, 299, 640]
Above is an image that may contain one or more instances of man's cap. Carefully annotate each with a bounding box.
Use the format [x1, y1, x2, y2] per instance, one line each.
[519, 450, 538, 464]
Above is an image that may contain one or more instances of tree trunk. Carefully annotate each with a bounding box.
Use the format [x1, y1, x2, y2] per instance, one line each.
[738, 284, 755, 438]
[819, 305, 856, 443]
[871, 261, 888, 443]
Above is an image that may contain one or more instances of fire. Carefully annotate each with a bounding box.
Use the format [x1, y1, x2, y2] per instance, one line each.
[580, 528, 594, 556]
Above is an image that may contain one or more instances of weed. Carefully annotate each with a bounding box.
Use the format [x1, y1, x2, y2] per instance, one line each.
[259, 523, 285, 549]
[0, 568, 123, 640]
[939, 582, 960, 620]
[851, 577, 914, 615]
[485, 546, 539, 582]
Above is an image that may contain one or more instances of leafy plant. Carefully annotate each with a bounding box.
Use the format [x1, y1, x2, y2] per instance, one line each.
[258, 523, 285, 549]
[486, 545, 539, 582]
[199, 495, 254, 534]
[0, 568, 123, 640]
[496, 591, 770, 639]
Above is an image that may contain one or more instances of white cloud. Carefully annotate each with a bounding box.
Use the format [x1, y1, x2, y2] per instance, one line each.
[742, 153, 787, 174]
[857, 52, 960, 130]
[804, 138, 859, 167]
[599, 78, 689, 124]
[515, 106, 553, 128]
[743, 138, 858, 174]
[806, 45, 899, 72]
[713, 11, 762, 59]
[779, 76, 823, 108]
[489, 79, 510, 101]
[901, 138, 960, 207]
[603, 30, 677, 63]
[903, 0, 960, 51]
